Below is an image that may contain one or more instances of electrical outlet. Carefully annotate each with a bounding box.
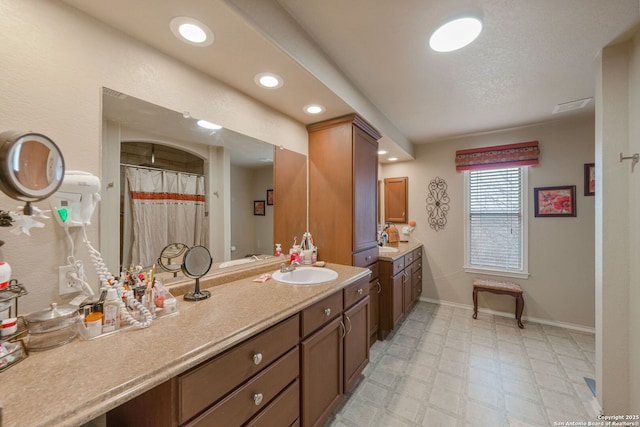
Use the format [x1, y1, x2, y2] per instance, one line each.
[59, 265, 81, 295]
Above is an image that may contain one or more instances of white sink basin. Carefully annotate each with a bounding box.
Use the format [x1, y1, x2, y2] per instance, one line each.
[272, 267, 338, 285]
[378, 246, 399, 254]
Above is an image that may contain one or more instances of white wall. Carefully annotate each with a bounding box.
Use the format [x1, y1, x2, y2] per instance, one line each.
[252, 166, 274, 255]
[382, 116, 596, 329]
[0, 0, 307, 314]
[628, 27, 640, 416]
[230, 165, 273, 259]
[596, 27, 640, 415]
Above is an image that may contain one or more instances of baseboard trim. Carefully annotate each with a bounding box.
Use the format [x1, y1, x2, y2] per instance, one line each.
[419, 297, 595, 334]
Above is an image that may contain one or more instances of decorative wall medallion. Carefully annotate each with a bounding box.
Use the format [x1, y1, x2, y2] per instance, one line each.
[426, 177, 449, 231]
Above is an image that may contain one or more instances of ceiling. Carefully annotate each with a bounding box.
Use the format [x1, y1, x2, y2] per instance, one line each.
[103, 88, 275, 168]
[60, 0, 640, 163]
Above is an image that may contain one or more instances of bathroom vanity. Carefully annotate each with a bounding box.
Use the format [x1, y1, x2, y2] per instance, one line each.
[378, 242, 424, 340]
[0, 260, 370, 427]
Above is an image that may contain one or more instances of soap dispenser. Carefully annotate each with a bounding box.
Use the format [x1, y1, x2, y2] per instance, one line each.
[275, 243, 283, 257]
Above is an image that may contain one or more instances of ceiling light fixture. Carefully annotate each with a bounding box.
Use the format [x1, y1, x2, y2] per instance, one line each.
[254, 73, 283, 89]
[388, 157, 399, 162]
[378, 150, 388, 155]
[304, 104, 325, 115]
[197, 119, 222, 130]
[429, 16, 483, 52]
[170, 17, 214, 46]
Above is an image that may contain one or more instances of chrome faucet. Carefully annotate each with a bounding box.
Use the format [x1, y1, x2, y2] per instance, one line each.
[280, 261, 300, 273]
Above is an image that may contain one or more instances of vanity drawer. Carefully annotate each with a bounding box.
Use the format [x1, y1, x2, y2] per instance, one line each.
[404, 252, 415, 267]
[179, 314, 299, 424]
[246, 378, 300, 427]
[300, 291, 343, 338]
[343, 277, 370, 309]
[391, 257, 405, 276]
[413, 248, 423, 270]
[186, 346, 299, 427]
[413, 255, 422, 272]
[353, 246, 378, 267]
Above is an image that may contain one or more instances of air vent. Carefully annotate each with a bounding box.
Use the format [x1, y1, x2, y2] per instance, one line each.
[552, 97, 592, 114]
[102, 88, 128, 100]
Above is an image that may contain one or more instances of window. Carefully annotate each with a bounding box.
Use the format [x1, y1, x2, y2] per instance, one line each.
[464, 167, 529, 278]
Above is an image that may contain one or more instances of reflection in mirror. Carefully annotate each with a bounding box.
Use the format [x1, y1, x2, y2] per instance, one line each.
[101, 88, 275, 276]
[157, 243, 189, 277]
[0, 131, 65, 214]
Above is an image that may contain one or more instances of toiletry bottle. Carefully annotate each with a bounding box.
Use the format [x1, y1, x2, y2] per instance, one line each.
[102, 287, 121, 333]
[275, 243, 282, 257]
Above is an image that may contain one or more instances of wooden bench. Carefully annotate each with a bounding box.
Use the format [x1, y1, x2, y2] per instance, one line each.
[472, 279, 524, 328]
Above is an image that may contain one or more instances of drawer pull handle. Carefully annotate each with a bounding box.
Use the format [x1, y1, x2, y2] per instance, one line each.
[377, 282, 382, 294]
[254, 393, 264, 406]
[324, 308, 331, 317]
[253, 353, 263, 365]
[357, 288, 363, 295]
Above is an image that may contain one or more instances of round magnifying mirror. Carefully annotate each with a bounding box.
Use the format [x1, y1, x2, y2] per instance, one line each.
[0, 131, 65, 214]
[157, 243, 189, 277]
[182, 245, 212, 301]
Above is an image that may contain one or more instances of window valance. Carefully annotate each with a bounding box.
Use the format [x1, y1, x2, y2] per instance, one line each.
[455, 141, 539, 171]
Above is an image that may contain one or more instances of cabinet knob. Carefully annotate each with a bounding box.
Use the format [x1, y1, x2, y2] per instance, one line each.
[252, 353, 263, 365]
[365, 255, 372, 261]
[357, 288, 363, 295]
[324, 308, 331, 317]
[254, 393, 264, 406]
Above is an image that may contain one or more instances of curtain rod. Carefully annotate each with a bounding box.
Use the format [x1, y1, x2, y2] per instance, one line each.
[120, 163, 204, 178]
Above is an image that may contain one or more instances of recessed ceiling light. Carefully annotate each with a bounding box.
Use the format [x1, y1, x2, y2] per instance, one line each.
[255, 73, 283, 89]
[170, 17, 214, 46]
[378, 150, 388, 155]
[429, 16, 482, 52]
[388, 157, 399, 162]
[304, 104, 325, 114]
[197, 119, 222, 130]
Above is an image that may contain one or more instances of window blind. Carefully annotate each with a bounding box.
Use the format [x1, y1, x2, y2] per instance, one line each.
[468, 167, 523, 270]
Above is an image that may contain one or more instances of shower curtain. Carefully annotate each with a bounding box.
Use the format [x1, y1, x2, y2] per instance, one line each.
[122, 166, 206, 269]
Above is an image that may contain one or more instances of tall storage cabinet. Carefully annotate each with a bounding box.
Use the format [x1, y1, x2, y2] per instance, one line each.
[308, 114, 380, 266]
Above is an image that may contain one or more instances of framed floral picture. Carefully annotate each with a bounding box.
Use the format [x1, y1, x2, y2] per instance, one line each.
[266, 189, 274, 205]
[584, 163, 595, 196]
[254, 200, 265, 216]
[534, 186, 576, 217]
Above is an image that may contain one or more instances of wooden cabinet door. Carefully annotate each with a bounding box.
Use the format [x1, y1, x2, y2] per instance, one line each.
[344, 296, 370, 392]
[353, 126, 378, 252]
[403, 271, 413, 313]
[368, 279, 380, 343]
[301, 316, 344, 427]
[384, 177, 408, 223]
[391, 272, 404, 329]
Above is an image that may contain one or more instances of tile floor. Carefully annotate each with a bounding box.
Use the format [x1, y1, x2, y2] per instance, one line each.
[326, 301, 598, 427]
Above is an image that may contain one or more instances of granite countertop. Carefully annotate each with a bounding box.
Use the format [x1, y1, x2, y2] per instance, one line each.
[0, 261, 370, 427]
[377, 240, 423, 262]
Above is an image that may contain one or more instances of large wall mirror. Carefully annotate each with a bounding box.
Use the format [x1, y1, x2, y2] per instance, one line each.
[100, 88, 306, 279]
